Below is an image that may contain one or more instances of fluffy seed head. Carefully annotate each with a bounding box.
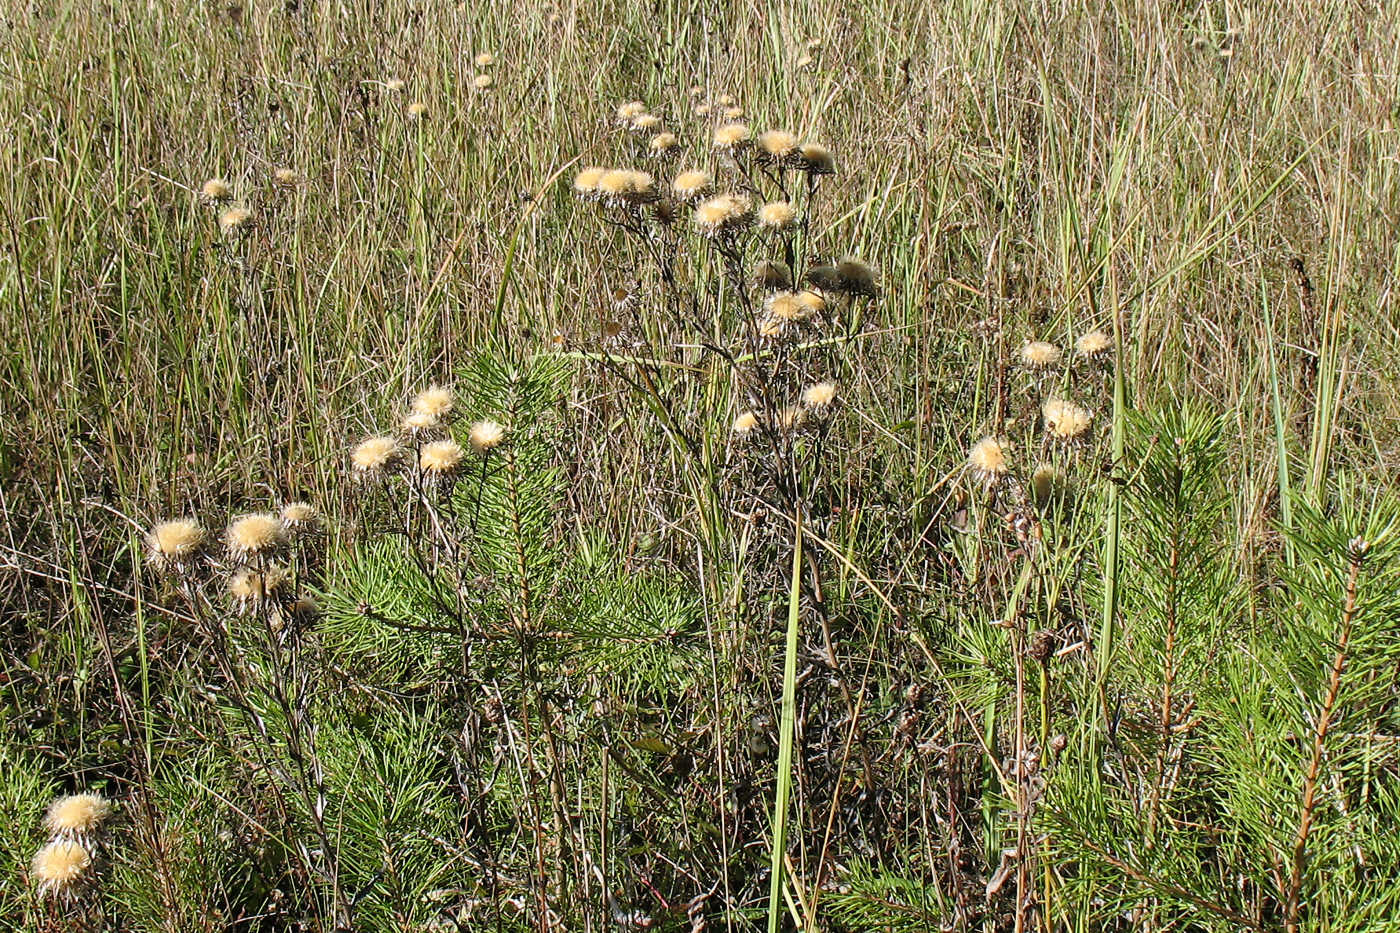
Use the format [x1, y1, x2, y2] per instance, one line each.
[717, 93, 737, 107]
[758, 317, 787, 339]
[804, 264, 843, 291]
[1031, 464, 1058, 503]
[649, 132, 678, 154]
[753, 260, 793, 290]
[385, 78, 406, 92]
[401, 410, 441, 435]
[420, 439, 466, 475]
[778, 406, 807, 431]
[756, 129, 799, 161]
[616, 100, 646, 122]
[574, 166, 607, 196]
[473, 51, 494, 67]
[597, 169, 655, 203]
[273, 167, 299, 186]
[969, 437, 1009, 476]
[802, 381, 837, 409]
[279, 501, 319, 535]
[411, 385, 454, 420]
[44, 794, 113, 839]
[693, 192, 753, 236]
[146, 519, 205, 569]
[225, 513, 287, 559]
[218, 206, 253, 234]
[406, 101, 429, 119]
[766, 291, 810, 323]
[31, 840, 92, 899]
[469, 420, 507, 453]
[796, 290, 827, 316]
[473, 73, 494, 90]
[631, 113, 661, 131]
[1021, 341, 1062, 368]
[798, 142, 835, 174]
[712, 122, 751, 149]
[732, 411, 759, 435]
[671, 169, 713, 201]
[836, 257, 878, 296]
[1042, 398, 1093, 440]
[1076, 330, 1112, 357]
[228, 566, 290, 605]
[201, 178, 232, 200]
[757, 201, 797, 231]
[351, 436, 402, 475]
[722, 106, 744, 120]
[689, 84, 705, 97]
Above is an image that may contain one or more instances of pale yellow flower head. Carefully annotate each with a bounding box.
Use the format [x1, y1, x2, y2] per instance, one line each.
[31, 839, 92, 899]
[968, 437, 1010, 477]
[693, 192, 752, 236]
[351, 436, 402, 475]
[1021, 341, 1062, 368]
[420, 439, 466, 476]
[1076, 330, 1112, 357]
[469, 420, 507, 453]
[1042, 398, 1093, 440]
[225, 513, 288, 559]
[671, 169, 713, 201]
[757, 201, 797, 231]
[712, 122, 751, 150]
[146, 518, 205, 569]
[44, 793, 113, 839]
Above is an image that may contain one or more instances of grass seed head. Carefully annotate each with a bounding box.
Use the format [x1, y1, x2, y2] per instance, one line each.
[44, 793, 113, 840]
[1021, 341, 1063, 368]
[31, 839, 92, 900]
[469, 420, 507, 453]
[146, 518, 206, 570]
[351, 436, 402, 476]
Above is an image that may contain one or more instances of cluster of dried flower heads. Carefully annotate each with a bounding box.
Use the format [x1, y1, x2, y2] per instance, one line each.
[29, 791, 113, 901]
[351, 384, 506, 489]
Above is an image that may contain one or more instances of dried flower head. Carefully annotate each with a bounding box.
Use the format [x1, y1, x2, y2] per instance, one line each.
[732, 411, 760, 435]
[836, 257, 878, 296]
[804, 264, 842, 291]
[225, 513, 287, 560]
[796, 54, 814, 69]
[717, 93, 737, 108]
[756, 129, 799, 162]
[798, 142, 835, 174]
[671, 169, 713, 201]
[689, 84, 705, 98]
[473, 73, 494, 90]
[758, 317, 787, 339]
[1021, 341, 1062, 368]
[228, 566, 291, 606]
[201, 178, 233, 201]
[402, 410, 441, 435]
[693, 192, 753, 236]
[1042, 398, 1093, 440]
[694, 102, 712, 117]
[411, 385, 455, 420]
[279, 501, 319, 536]
[469, 420, 507, 453]
[765, 291, 811, 323]
[146, 519, 205, 570]
[385, 77, 406, 92]
[778, 406, 807, 431]
[1031, 464, 1059, 504]
[420, 439, 466, 476]
[218, 206, 253, 235]
[351, 436, 402, 476]
[801, 381, 838, 410]
[753, 260, 793, 290]
[406, 101, 429, 119]
[273, 167, 299, 186]
[31, 839, 92, 900]
[712, 122, 751, 150]
[44, 793, 113, 840]
[795, 290, 827, 316]
[969, 437, 1010, 477]
[597, 169, 655, 204]
[616, 100, 646, 122]
[722, 106, 744, 120]
[631, 113, 661, 131]
[473, 51, 494, 67]
[757, 201, 797, 231]
[1076, 330, 1112, 357]
[648, 132, 678, 155]
[574, 166, 607, 197]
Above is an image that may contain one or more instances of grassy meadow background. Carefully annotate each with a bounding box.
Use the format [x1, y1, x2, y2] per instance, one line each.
[3, 0, 1400, 929]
